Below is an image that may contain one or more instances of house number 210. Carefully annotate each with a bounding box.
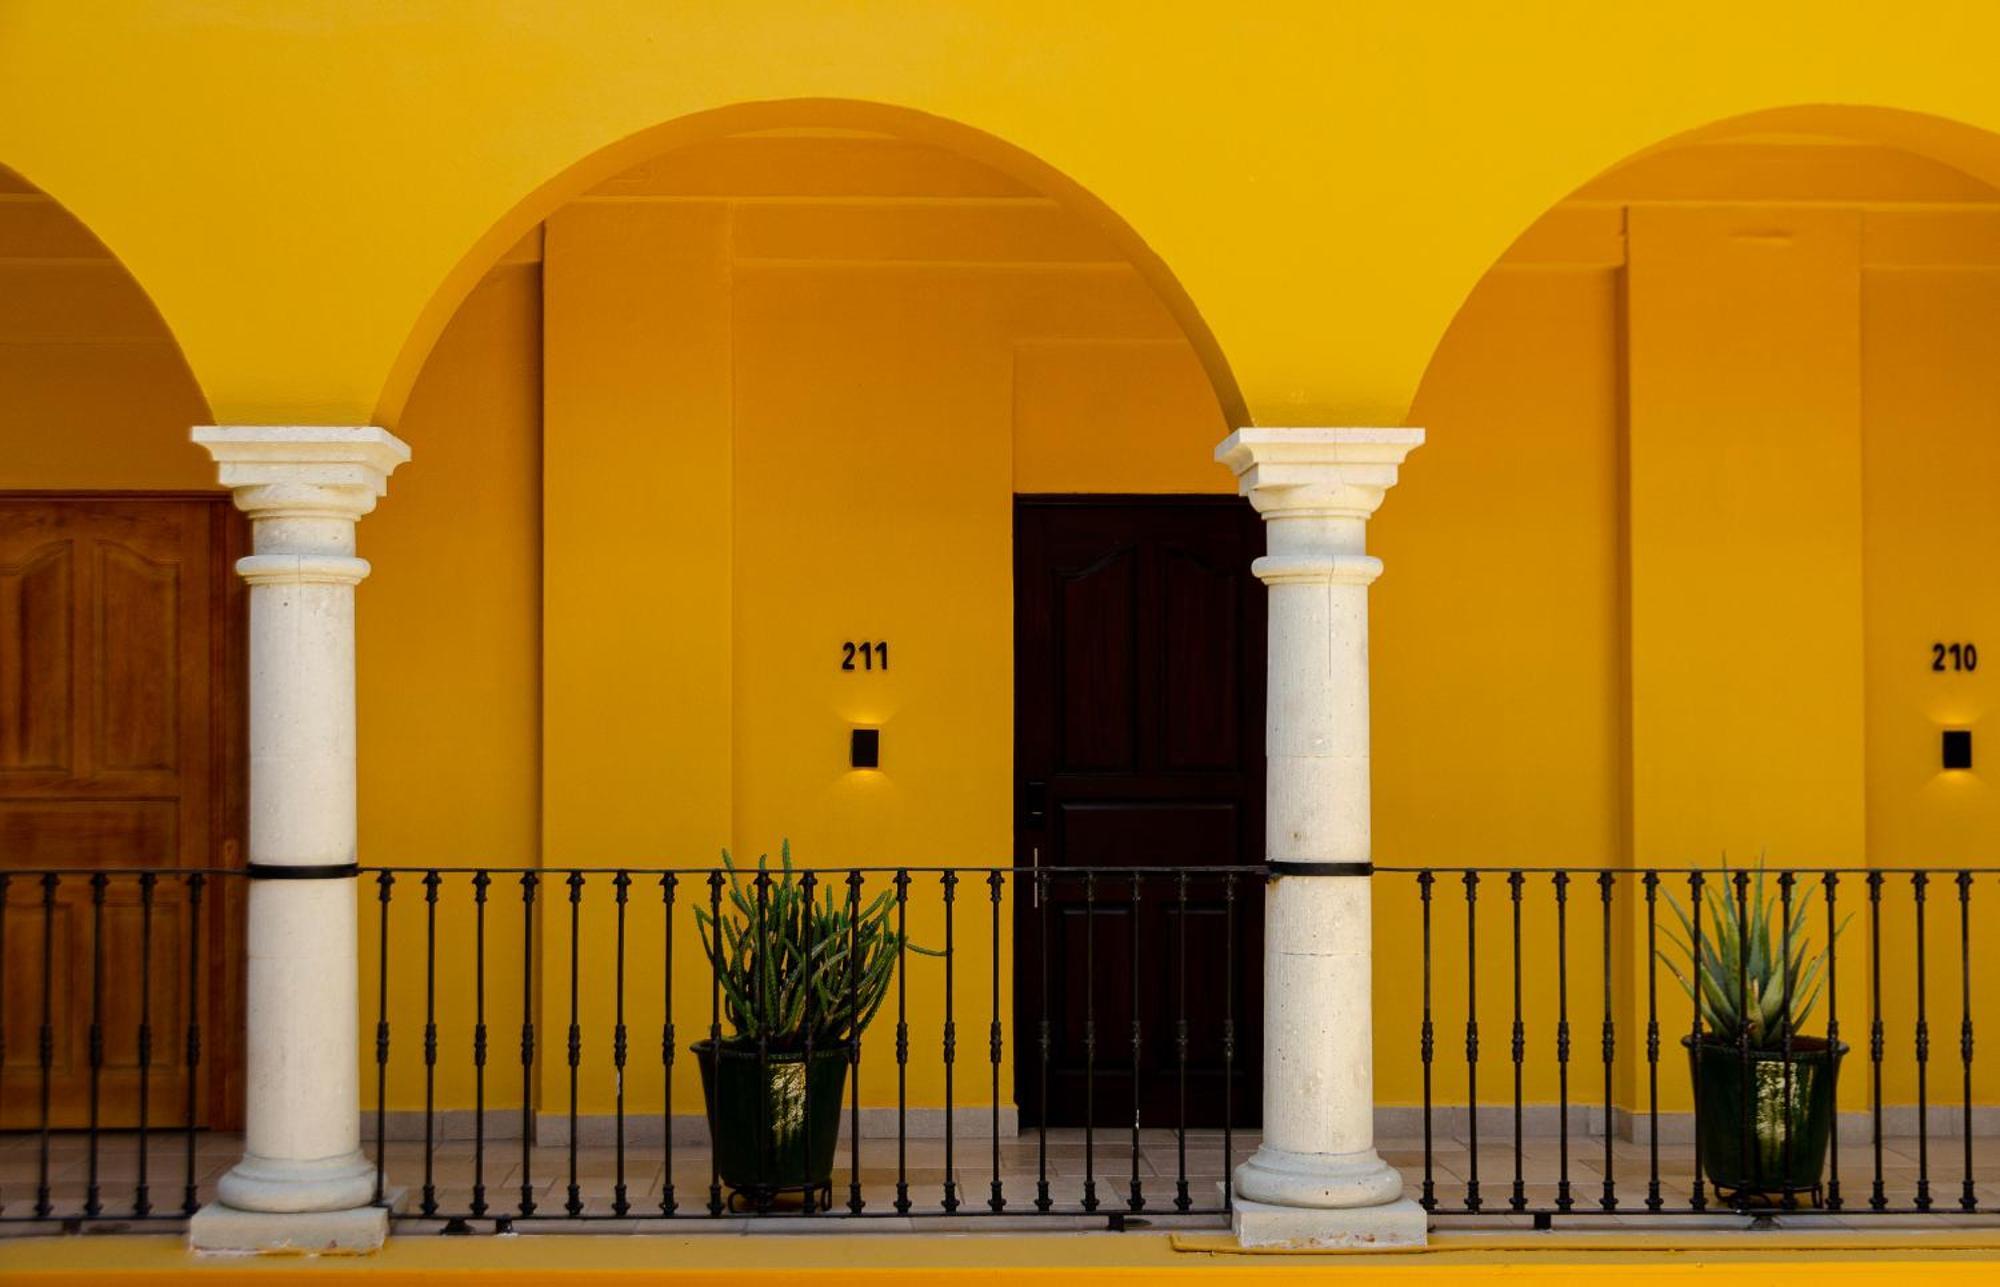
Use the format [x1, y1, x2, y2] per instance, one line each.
[841, 641, 889, 671]
[1933, 641, 1979, 672]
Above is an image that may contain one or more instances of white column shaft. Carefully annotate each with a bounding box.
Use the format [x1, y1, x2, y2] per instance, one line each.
[194, 426, 409, 1218]
[237, 881, 365, 1190]
[1216, 428, 1424, 1239]
[1266, 571, 1372, 865]
[247, 574, 360, 867]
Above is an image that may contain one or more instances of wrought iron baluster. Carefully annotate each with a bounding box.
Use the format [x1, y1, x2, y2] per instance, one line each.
[1868, 870, 1886, 1210]
[1777, 871, 1796, 1210]
[1643, 871, 1661, 1212]
[519, 870, 539, 1219]
[893, 868, 911, 1215]
[706, 869, 723, 1217]
[136, 872, 157, 1218]
[1418, 871, 1435, 1213]
[942, 869, 959, 1214]
[471, 870, 490, 1219]
[1554, 870, 1571, 1213]
[1127, 870, 1143, 1214]
[85, 873, 107, 1218]
[373, 871, 393, 1208]
[565, 871, 584, 1217]
[1463, 870, 1480, 1213]
[1959, 871, 1976, 1212]
[1687, 871, 1706, 1213]
[1175, 869, 1192, 1213]
[754, 865, 772, 1215]
[846, 870, 865, 1215]
[1597, 871, 1616, 1211]
[800, 870, 818, 1217]
[1822, 871, 1842, 1212]
[660, 872, 678, 1217]
[1732, 869, 1752, 1211]
[1035, 864, 1052, 1213]
[421, 870, 441, 1217]
[181, 872, 204, 1216]
[990, 870, 1007, 1213]
[1914, 870, 1933, 1211]
[35, 874, 55, 1219]
[1083, 869, 1099, 1214]
[611, 870, 630, 1218]
[1222, 871, 1237, 1211]
[1507, 870, 1525, 1212]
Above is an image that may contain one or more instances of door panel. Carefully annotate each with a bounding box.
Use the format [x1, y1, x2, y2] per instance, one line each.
[0, 496, 242, 1129]
[1056, 546, 1139, 772]
[97, 541, 182, 773]
[0, 541, 73, 773]
[1014, 497, 1264, 1130]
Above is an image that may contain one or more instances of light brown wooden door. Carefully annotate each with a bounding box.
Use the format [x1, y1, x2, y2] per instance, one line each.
[0, 495, 243, 1129]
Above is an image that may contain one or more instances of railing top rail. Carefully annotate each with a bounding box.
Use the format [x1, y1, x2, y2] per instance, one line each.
[354, 863, 1269, 876]
[1373, 863, 1998, 875]
[0, 866, 241, 877]
[6, 863, 1988, 877]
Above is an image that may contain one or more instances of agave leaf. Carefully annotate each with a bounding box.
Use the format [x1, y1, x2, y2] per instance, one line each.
[1792, 977, 1826, 1031]
[1659, 957, 1700, 1008]
[692, 843, 943, 1045]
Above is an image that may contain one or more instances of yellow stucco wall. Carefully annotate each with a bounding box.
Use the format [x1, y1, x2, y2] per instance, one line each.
[15, 5, 2000, 430]
[528, 135, 1225, 1115]
[1372, 134, 2000, 1114]
[10, 20, 2000, 1129]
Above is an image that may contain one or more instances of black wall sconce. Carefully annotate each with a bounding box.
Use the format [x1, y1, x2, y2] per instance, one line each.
[850, 727, 881, 770]
[1944, 728, 1973, 771]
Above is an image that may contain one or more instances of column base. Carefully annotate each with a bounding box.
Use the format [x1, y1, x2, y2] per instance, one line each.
[188, 1202, 387, 1255]
[1233, 1143, 1406, 1207]
[214, 1149, 377, 1212]
[1231, 1195, 1429, 1250]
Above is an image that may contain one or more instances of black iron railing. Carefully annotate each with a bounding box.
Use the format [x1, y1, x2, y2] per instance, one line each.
[0, 868, 233, 1227]
[17, 859, 1988, 1236]
[1386, 865, 2000, 1225]
[362, 864, 1254, 1229]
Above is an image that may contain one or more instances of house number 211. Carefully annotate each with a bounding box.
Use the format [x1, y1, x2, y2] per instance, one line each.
[841, 641, 889, 671]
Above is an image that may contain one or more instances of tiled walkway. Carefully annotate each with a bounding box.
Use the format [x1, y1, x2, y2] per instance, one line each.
[4, 1127, 1998, 1234]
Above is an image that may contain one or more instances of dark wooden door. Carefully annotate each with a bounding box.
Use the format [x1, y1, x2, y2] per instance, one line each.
[1013, 497, 1264, 1130]
[0, 495, 244, 1129]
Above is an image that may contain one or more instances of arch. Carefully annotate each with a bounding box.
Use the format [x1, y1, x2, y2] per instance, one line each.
[0, 160, 212, 488]
[1416, 104, 2000, 401]
[374, 99, 1247, 431]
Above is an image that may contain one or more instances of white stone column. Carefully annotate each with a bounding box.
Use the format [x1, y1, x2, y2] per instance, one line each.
[189, 426, 410, 1254]
[1217, 427, 1427, 1249]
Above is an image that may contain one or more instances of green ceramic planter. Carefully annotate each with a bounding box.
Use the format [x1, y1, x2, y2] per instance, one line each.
[693, 1039, 850, 1207]
[1686, 1034, 1845, 1200]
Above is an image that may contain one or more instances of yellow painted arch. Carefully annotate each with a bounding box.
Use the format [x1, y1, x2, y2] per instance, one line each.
[9, 4, 2000, 427]
[1415, 101, 2000, 399]
[374, 99, 1251, 432]
[0, 158, 211, 423]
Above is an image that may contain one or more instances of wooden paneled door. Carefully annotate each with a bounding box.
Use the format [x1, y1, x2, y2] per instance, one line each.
[1014, 497, 1265, 1130]
[0, 495, 245, 1130]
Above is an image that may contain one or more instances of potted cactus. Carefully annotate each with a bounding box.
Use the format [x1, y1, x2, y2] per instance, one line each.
[1659, 865, 1848, 1203]
[691, 844, 934, 1209]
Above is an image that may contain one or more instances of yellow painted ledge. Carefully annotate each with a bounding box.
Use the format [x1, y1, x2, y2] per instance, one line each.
[11, 1232, 2000, 1285]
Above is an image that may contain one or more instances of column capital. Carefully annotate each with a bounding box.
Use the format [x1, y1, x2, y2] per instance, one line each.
[193, 425, 411, 522]
[1215, 427, 1423, 521]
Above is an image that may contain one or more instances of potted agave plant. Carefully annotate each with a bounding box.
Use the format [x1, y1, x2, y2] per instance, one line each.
[691, 844, 933, 1209]
[1660, 865, 1848, 1203]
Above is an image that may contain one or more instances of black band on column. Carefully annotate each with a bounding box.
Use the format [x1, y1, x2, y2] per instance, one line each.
[245, 862, 361, 880]
[1265, 861, 1374, 877]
